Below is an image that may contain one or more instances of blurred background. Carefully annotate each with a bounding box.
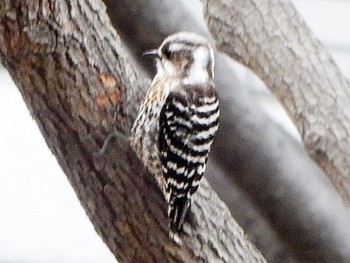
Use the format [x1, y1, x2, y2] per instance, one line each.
[0, 0, 349, 262]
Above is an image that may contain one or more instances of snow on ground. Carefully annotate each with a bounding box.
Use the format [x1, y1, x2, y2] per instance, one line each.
[0, 1, 349, 262]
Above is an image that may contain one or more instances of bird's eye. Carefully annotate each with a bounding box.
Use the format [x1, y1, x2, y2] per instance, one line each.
[162, 45, 172, 59]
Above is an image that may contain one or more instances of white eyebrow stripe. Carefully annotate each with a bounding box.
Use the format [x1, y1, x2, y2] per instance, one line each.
[169, 42, 192, 53]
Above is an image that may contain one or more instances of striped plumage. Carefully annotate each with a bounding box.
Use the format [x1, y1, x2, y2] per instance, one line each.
[130, 32, 219, 232]
[159, 85, 219, 230]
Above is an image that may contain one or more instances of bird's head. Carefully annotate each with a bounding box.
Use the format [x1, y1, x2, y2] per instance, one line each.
[144, 32, 214, 85]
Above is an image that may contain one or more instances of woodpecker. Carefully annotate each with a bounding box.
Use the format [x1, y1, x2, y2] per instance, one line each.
[130, 32, 219, 232]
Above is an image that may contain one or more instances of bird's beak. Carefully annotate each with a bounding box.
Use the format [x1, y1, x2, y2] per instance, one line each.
[143, 49, 159, 58]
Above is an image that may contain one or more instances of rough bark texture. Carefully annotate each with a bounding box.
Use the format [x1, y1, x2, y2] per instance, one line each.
[0, 0, 266, 262]
[104, 0, 296, 261]
[104, 0, 350, 262]
[202, 0, 350, 206]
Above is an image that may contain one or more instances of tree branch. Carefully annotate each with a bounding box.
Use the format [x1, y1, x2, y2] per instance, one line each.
[0, 0, 265, 262]
[104, 0, 350, 262]
[202, 0, 350, 206]
[104, 1, 295, 261]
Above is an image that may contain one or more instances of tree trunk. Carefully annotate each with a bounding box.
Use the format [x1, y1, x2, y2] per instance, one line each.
[202, 0, 350, 206]
[0, 0, 265, 262]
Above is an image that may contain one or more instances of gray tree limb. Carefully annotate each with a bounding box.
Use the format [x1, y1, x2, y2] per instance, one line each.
[202, 0, 350, 206]
[0, 0, 265, 262]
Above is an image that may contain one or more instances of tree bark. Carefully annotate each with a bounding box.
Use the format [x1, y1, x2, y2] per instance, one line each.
[104, 0, 350, 262]
[0, 0, 265, 262]
[202, 0, 350, 206]
[104, 0, 296, 261]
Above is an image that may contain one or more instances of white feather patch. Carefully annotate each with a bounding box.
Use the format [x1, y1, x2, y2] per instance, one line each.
[183, 47, 210, 85]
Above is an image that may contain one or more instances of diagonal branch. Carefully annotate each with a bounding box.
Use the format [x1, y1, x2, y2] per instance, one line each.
[104, 1, 295, 261]
[0, 0, 265, 262]
[104, 0, 350, 262]
[202, 0, 350, 206]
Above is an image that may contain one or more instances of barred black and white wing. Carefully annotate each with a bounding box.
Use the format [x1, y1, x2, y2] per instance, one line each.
[158, 84, 219, 231]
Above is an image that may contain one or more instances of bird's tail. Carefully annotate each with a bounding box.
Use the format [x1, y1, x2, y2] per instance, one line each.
[168, 197, 191, 232]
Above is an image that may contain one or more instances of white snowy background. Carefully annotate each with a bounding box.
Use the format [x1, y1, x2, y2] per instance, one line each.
[0, 0, 349, 262]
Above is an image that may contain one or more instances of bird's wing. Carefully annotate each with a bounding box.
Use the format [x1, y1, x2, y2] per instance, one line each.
[158, 84, 219, 231]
